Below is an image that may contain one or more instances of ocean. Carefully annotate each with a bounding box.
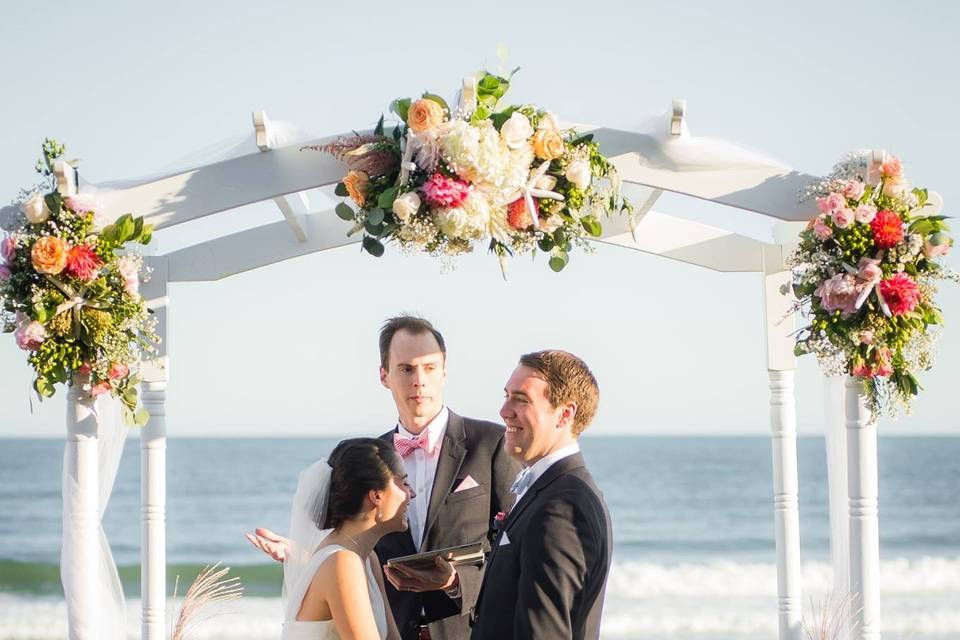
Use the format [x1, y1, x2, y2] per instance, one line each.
[0, 435, 958, 639]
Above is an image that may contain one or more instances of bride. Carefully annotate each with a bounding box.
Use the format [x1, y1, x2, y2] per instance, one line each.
[281, 438, 412, 640]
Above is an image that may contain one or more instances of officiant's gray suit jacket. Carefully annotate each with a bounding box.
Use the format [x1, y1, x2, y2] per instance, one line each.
[470, 452, 613, 640]
[376, 410, 520, 640]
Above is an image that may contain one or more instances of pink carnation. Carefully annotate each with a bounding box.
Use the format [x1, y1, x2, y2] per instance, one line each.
[843, 180, 866, 201]
[1, 235, 15, 264]
[15, 320, 46, 351]
[108, 363, 130, 380]
[879, 273, 920, 316]
[64, 194, 100, 214]
[421, 173, 470, 208]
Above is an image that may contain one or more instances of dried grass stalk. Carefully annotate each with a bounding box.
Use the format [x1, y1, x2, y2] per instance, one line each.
[803, 592, 860, 640]
[171, 563, 243, 640]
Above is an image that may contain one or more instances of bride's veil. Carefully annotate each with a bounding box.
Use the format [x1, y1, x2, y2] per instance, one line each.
[283, 459, 334, 612]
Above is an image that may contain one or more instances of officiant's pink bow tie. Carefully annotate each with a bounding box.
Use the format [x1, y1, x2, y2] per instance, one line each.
[394, 432, 431, 457]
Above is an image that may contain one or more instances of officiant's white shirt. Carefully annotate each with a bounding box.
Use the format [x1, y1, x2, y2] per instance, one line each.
[396, 406, 448, 549]
[512, 442, 581, 504]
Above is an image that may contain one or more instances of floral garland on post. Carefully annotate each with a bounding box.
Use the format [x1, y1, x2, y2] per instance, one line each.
[307, 70, 632, 274]
[0, 140, 157, 425]
[788, 152, 957, 418]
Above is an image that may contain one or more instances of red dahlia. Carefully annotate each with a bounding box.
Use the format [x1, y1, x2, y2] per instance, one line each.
[870, 209, 904, 249]
[507, 198, 539, 230]
[878, 272, 920, 316]
[64, 244, 103, 281]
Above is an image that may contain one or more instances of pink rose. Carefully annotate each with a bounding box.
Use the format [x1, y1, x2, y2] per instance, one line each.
[1, 235, 15, 264]
[852, 358, 874, 379]
[90, 381, 112, 397]
[855, 205, 877, 224]
[859, 330, 874, 345]
[817, 192, 847, 215]
[15, 320, 46, 351]
[857, 257, 883, 284]
[880, 155, 902, 180]
[813, 218, 833, 240]
[843, 180, 866, 201]
[0, 264, 10, 281]
[107, 363, 130, 380]
[831, 207, 854, 229]
[815, 273, 863, 315]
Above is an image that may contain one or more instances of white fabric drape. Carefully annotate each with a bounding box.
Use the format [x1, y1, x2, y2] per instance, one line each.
[61, 393, 128, 640]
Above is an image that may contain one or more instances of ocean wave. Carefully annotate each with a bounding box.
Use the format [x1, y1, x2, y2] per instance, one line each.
[1, 557, 959, 639]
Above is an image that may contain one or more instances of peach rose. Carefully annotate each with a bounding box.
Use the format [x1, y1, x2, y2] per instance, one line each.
[342, 170, 371, 207]
[880, 155, 902, 179]
[531, 129, 564, 161]
[407, 99, 446, 133]
[31, 236, 69, 275]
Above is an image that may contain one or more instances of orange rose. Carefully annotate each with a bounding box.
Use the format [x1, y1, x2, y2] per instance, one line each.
[31, 236, 69, 275]
[407, 99, 446, 133]
[342, 170, 371, 207]
[532, 129, 564, 161]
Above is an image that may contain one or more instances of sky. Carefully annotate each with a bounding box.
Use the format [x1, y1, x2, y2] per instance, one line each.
[1, 1, 958, 438]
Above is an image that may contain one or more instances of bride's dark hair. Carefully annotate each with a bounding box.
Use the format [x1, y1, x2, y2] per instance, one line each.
[321, 438, 404, 530]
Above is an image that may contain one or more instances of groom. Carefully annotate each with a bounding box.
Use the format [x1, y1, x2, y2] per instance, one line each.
[249, 315, 520, 640]
[470, 350, 613, 639]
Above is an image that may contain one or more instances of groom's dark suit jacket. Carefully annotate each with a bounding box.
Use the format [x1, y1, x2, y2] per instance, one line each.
[470, 452, 612, 640]
[375, 410, 520, 640]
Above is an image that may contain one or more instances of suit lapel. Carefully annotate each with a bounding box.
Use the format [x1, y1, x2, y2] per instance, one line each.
[420, 411, 467, 550]
[503, 452, 586, 532]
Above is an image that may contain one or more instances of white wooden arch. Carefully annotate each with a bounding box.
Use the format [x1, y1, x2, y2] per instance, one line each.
[47, 101, 938, 640]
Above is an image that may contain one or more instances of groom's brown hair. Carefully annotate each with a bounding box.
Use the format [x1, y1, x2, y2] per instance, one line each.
[519, 350, 599, 436]
[379, 315, 447, 369]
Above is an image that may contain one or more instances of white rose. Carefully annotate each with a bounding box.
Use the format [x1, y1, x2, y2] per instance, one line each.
[20, 193, 51, 224]
[535, 175, 557, 191]
[437, 207, 469, 238]
[565, 160, 592, 190]
[500, 112, 534, 150]
[540, 215, 563, 233]
[537, 111, 560, 131]
[392, 191, 421, 222]
[882, 177, 910, 198]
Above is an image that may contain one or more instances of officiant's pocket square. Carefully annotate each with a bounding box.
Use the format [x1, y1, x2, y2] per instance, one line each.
[499, 532, 511, 546]
[454, 475, 480, 492]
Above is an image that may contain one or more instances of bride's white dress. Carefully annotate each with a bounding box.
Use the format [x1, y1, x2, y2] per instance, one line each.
[281, 544, 389, 640]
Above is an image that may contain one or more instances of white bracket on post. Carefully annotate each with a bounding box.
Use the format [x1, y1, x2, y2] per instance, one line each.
[670, 99, 687, 137]
[627, 188, 663, 241]
[54, 159, 78, 197]
[253, 110, 308, 242]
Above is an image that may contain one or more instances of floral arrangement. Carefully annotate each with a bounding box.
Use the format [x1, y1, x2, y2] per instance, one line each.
[789, 151, 957, 417]
[1, 139, 157, 425]
[309, 70, 632, 273]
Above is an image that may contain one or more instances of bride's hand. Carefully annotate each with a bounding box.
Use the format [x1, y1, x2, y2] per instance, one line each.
[244, 527, 291, 562]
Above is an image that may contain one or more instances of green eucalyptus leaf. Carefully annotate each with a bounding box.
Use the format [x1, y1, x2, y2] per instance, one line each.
[549, 255, 568, 272]
[134, 408, 150, 427]
[362, 235, 385, 257]
[377, 187, 399, 211]
[335, 182, 349, 197]
[335, 203, 355, 221]
[34, 377, 55, 398]
[581, 215, 602, 237]
[367, 208, 386, 226]
[537, 235, 555, 252]
[364, 220, 385, 236]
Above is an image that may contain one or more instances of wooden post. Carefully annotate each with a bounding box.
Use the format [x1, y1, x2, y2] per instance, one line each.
[140, 256, 169, 640]
[845, 377, 881, 640]
[64, 383, 99, 639]
[763, 245, 803, 640]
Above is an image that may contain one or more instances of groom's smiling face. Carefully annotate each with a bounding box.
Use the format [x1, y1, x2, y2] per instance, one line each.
[380, 329, 447, 430]
[501, 365, 577, 465]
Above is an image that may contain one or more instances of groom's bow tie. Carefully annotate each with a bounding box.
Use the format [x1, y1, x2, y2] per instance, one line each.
[510, 467, 535, 496]
[394, 431, 431, 457]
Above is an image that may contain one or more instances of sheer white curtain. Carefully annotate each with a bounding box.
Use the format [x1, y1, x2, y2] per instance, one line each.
[61, 393, 128, 640]
[823, 374, 851, 638]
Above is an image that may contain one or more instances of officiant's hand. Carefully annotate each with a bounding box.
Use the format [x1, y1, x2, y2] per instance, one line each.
[245, 527, 290, 562]
[383, 555, 458, 593]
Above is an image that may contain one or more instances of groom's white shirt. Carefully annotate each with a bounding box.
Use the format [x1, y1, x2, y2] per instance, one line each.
[511, 441, 581, 505]
[396, 405, 448, 549]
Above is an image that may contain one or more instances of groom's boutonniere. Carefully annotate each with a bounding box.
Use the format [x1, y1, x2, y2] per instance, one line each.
[493, 511, 507, 531]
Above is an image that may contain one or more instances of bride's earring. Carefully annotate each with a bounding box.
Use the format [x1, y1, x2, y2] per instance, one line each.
[375, 509, 383, 523]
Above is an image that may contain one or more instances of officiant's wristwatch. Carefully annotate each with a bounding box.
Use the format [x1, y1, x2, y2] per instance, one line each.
[443, 570, 461, 599]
